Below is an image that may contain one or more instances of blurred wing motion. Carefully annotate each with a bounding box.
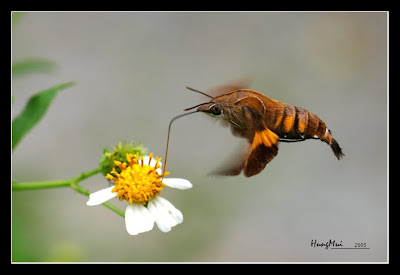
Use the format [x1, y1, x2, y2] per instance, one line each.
[213, 127, 279, 177]
[212, 95, 280, 177]
[204, 77, 252, 97]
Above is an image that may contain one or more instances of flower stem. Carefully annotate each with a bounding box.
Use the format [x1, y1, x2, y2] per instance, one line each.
[103, 202, 125, 217]
[12, 179, 71, 190]
[72, 167, 102, 184]
[12, 167, 124, 217]
[12, 167, 102, 191]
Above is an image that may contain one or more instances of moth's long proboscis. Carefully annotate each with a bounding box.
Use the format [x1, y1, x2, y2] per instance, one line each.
[162, 111, 198, 178]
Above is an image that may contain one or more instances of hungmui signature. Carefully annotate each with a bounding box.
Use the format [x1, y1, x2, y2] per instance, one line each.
[311, 239, 343, 250]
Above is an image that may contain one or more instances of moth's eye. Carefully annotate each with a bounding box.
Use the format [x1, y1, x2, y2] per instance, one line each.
[210, 105, 222, 116]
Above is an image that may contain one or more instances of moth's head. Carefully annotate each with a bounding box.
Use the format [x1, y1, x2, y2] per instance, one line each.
[193, 97, 245, 130]
[183, 88, 244, 129]
[183, 87, 231, 118]
[197, 101, 224, 117]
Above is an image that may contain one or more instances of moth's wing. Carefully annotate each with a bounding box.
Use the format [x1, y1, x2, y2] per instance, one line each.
[211, 128, 279, 177]
[218, 113, 247, 138]
[243, 128, 279, 177]
[212, 101, 279, 177]
[205, 77, 252, 97]
[220, 94, 268, 138]
[236, 100, 278, 177]
[208, 140, 250, 176]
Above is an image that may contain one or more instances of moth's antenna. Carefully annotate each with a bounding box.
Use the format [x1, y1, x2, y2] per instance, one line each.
[186, 86, 214, 98]
[162, 111, 198, 179]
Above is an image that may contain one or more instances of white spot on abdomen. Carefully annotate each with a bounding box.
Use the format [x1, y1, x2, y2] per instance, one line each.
[325, 128, 330, 135]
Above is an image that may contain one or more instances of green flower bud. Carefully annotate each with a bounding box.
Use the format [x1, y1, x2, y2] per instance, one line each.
[99, 141, 147, 175]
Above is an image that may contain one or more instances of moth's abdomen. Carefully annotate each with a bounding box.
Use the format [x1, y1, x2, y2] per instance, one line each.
[270, 104, 344, 159]
[272, 104, 324, 138]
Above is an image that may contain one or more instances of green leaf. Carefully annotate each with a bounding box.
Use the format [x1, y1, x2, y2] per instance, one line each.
[12, 59, 57, 77]
[12, 81, 75, 150]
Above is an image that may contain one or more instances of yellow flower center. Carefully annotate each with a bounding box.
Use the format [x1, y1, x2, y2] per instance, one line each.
[105, 152, 168, 205]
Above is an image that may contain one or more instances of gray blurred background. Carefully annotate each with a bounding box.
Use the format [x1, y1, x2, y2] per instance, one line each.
[12, 12, 387, 262]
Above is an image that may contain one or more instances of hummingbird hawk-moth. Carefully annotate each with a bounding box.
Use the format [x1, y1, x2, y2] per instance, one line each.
[163, 80, 344, 177]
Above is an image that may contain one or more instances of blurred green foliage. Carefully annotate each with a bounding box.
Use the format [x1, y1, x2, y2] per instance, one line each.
[12, 59, 57, 77]
[12, 13, 78, 262]
[12, 12, 24, 28]
[12, 82, 75, 150]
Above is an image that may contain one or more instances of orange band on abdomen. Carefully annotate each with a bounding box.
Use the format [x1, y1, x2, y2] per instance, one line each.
[283, 105, 295, 133]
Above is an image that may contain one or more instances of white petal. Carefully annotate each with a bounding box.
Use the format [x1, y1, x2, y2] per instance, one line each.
[156, 201, 179, 228]
[147, 196, 184, 233]
[125, 204, 154, 235]
[154, 196, 183, 224]
[86, 186, 117, 206]
[139, 156, 161, 168]
[162, 178, 193, 190]
[139, 156, 150, 166]
[147, 200, 173, 232]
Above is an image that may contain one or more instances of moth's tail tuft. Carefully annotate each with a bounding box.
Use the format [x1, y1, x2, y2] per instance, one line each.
[330, 138, 344, 160]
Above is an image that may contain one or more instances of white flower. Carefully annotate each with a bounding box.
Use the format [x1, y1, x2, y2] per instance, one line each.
[87, 153, 192, 235]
